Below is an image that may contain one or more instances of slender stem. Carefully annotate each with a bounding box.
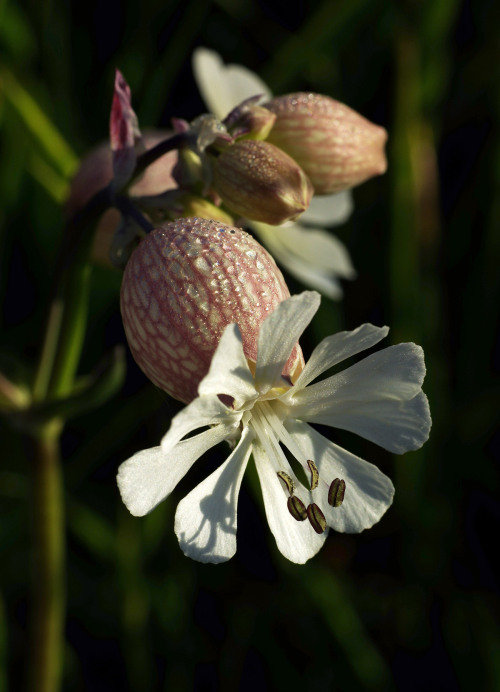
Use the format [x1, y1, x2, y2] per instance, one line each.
[27, 427, 65, 692]
[32, 302, 65, 401]
[26, 187, 111, 692]
[115, 196, 155, 233]
[25, 127, 188, 692]
[32, 184, 111, 403]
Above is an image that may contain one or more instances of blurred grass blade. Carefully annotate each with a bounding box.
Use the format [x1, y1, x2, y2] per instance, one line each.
[7, 345, 126, 430]
[0, 67, 78, 179]
[300, 567, 391, 690]
[67, 499, 116, 561]
[262, 0, 385, 91]
[28, 153, 70, 203]
[139, 0, 211, 123]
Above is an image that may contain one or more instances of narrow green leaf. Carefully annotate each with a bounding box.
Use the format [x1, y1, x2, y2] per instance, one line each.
[0, 67, 78, 179]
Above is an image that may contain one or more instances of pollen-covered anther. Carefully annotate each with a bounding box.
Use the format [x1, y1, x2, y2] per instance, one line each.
[277, 471, 295, 496]
[306, 503, 327, 534]
[306, 459, 319, 490]
[328, 478, 346, 508]
[287, 495, 308, 522]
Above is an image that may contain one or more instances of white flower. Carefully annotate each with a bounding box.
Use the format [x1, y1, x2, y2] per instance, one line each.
[117, 292, 431, 564]
[192, 48, 356, 299]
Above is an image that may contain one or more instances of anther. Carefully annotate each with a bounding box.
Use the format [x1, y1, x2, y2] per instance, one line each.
[277, 471, 295, 496]
[287, 496, 308, 522]
[307, 459, 319, 490]
[328, 478, 346, 508]
[306, 503, 327, 534]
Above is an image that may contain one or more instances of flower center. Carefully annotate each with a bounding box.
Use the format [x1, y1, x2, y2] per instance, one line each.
[249, 400, 345, 534]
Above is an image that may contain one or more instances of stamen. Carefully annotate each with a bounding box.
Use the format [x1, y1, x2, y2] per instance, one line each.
[306, 503, 327, 534]
[307, 460, 319, 490]
[287, 496, 307, 521]
[277, 471, 295, 496]
[328, 478, 346, 508]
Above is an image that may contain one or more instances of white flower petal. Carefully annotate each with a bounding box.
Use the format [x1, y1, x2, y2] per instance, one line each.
[284, 224, 356, 278]
[192, 48, 272, 120]
[286, 420, 394, 533]
[198, 324, 258, 404]
[285, 264, 344, 300]
[117, 424, 236, 516]
[174, 427, 254, 563]
[252, 439, 327, 564]
[291, 323, 389, 392]
[300, 190, 354, 226]
[292, 343, 427, 414]
[251, 222, 345, 299]
[253, 222, 355, 277]
[161, 394, 240, 453]
[297, 391, 432, 454]
[255, 291, 320, 392]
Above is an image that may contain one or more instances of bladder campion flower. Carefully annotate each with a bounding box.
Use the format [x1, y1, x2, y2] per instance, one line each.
[264, 93, 388, 194]
[192, 48, 356, 298]
[117, 291, 431, 564]
[211, 138, 313, 225]
[120, 218, 302, 403]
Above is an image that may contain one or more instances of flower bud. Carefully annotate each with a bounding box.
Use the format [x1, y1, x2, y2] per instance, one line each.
[224, 100, 277, 141]
[120, 218, 304, 403]
[264, 93, 388, 194]
[65, 130, 178, 266]
[211, 139, 313, 225]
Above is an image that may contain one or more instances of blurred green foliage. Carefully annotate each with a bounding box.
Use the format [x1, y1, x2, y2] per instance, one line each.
[1, 0, 499, 690]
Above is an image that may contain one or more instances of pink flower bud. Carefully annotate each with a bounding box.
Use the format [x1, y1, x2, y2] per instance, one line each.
[264, 93, 388, 194]
[212, 139, 313, 225]
[120, 218, 304, 403]
[65, 131, 178, 266]
[110, 69, 143, 188]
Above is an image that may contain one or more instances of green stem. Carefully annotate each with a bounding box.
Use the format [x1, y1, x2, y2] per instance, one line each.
[25, 125, 188, 691]
[27, 428, 65, 692]
[26, 186, 111, 692]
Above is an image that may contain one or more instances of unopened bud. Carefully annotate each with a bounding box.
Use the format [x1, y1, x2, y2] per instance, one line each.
[306, 503, 327, 534]
[120, 218, 304, 403]
[264, 93, 387, 194]
[328, 478, 346, 508]
[224, 100, 277, 141]
[287, 495, 308, 521]
[212, 139, 313, 225]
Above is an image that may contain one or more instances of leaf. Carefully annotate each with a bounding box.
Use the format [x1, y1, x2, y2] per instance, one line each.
[0, 66, 78, 178]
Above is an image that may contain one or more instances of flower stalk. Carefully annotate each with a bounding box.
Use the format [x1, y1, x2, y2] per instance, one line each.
[25, 128, 187, 692]
[27, 428, 65, 692]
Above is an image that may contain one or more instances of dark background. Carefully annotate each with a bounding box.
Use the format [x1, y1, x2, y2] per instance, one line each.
[1, 0, 499, 689]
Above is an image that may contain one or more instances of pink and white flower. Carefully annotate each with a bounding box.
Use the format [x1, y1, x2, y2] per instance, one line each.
[117, 291, 431, 564]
